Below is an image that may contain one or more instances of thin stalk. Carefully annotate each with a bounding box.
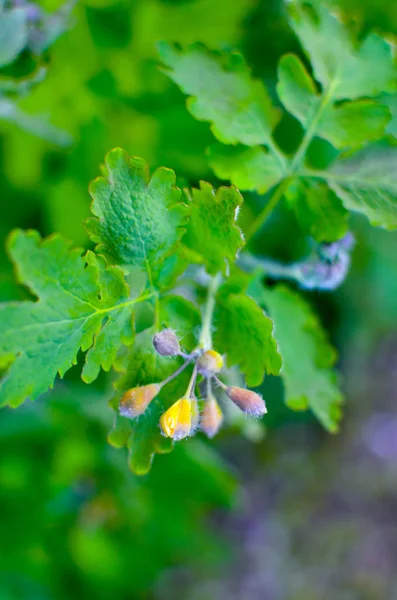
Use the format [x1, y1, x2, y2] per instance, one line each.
[246, 82, 336, 243]
[245, 178, 291, 243]
[267, 137, 288, 172]
[237, 254, 301, 281]
[160, 360, 191, 388]
[199, 272, 222, 349]
[289, 83, 335, 173]
[97, 291, 155, 315]
[185, 364, 198, 398]
[213, 374, 227, 391]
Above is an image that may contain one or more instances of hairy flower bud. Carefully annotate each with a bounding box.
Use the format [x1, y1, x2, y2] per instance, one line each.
[119, 383, 161, 418]
[159, 396, 195, 441]
[201, 395, 223, 438]
[196, 350, 224, 377]
[226, 386, 267, 417]
[153, 329, 181, 357]
[191, 397, 200, 430]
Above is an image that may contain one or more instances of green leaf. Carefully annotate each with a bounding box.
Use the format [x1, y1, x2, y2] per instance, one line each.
[86, 148, 189, 270]
[288, 2, 395, 100]
[110, 330, 193, 475]
[0, 8, 28, 68]
[214, 292, 282, 387]
[207, 144, 284, 193]
[152, 251, 189, 291]
[285, 179, 348, 242]
[158, 41, 281, 147]
[380, 93, 397, 138]
[277, 53, 391, 150]
[254, 284, 343, 432]
[314, 143, 397, 229]
[183, 182, 244, 275]
[0, 230, 138, 407]
[159, 5, 395, 238]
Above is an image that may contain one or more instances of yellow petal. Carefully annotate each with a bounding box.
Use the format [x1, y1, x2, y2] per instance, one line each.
[160, 397, 192, 440]
[196, 349, 224, 376]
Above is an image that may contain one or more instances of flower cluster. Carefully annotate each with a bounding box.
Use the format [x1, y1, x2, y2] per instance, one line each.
[119, 328, 267, 441]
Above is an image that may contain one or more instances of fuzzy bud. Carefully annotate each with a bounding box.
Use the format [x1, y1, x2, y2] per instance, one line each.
[196, 350, 224, 377]
[153, 329, 181, 356]
[159, 396, 196, 441]
[201, 395, 223, 438]
[190, 397, 200, 430]
[226, 386, 267, 417]
[119, 383, 161, 419]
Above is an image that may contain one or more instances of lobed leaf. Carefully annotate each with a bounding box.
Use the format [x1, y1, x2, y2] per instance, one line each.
[87, 148, 189, 270]
[0, 230, 137, 407]
[214, 292, 282, 387]
[183, 182, 244, 275]
[285, 179, 348, 242]
[160, 4, 396, 239]
[314, 143, 397, 230]
[254, 283, 343, 432]
[288, 2, 395, 100]
[158, 41, 281, 147]
[277, 53, 391, 150]
[207, 144, 284, 194]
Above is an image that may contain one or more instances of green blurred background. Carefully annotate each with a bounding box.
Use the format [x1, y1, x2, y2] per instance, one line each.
[1, 0, 397, 598]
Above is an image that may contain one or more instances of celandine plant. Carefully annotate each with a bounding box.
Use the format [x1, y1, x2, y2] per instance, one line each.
[1, 2, 397, 474]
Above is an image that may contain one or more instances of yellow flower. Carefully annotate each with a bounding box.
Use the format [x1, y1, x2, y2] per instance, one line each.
[119, 383, 161, 418]
[200, 394, 223, 438]
[159, 396, 195, 440]
[196, 349, 224, 376]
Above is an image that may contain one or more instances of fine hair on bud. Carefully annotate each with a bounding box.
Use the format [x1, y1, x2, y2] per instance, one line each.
[190, 396, 200, 430]
[196, 349, 224, 377]
[119, 383, 161, 419]
[153, 329, 181, 356]
[201, 394, 223, 438]
[226, 386, 267, 417]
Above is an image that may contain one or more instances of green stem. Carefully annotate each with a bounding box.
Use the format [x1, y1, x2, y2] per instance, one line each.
[267, 137, 287, 172]
[97, 291, 155, 315]
[199, 273, 222, 349]
[185, 364, 198, 398]
[160, 359, 191, 388]
[246, 84, 336, 243]
[213, 374, 227, 391]
[245, 178, 291, 243]
[290, 84, 335, 173]
[143, 258, 160, 331]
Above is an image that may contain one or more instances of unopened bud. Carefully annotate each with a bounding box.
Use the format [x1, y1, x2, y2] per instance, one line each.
[226, 386, 267, 417]
[153, 329, 181, 356]
[159, 396, 195, 441]
[119, 383, 160, 418]
[196, 350, 224, 377]
[191, 397, 200, 430]
[201, 395, 223, 438]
